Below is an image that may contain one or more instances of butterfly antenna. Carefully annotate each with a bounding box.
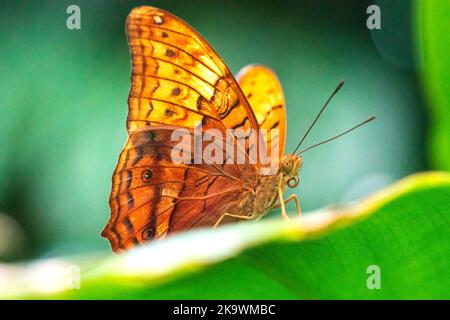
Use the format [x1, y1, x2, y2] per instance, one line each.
[292, 80, 345, 154]
[297, 116, 376, 155]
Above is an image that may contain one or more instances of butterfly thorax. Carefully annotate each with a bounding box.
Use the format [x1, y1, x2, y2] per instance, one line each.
[242, 154, 302, 220]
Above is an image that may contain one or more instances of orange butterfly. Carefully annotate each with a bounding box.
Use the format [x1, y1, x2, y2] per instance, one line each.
[101, 6, 374, 252]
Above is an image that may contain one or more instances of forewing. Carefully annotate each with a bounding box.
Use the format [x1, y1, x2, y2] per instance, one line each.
[126, 6, 260, 134]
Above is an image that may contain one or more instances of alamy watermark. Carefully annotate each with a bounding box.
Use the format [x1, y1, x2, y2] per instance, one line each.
[366, 265, 381, 290]
[366, 5, 381, 30]
[66, 5, 81, 30]
[170, 121, 280, 175]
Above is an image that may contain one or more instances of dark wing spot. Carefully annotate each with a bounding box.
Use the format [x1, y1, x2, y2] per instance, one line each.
[145, 101, 154, 118]
[171, 87, 181, 96]
[165, 49, 176, 58]
[142, 227, 154, 240]
[142, 170, 153, 182]
[132, 147, 143, 166]
[161, 32, 168, 38]
[196, 96, 206, 111]
[270, 121, 280, 130]
[155, 151, 163, 161]
[165, 108, 175, 117]
[126, 171, 133, 189]
[126, 191, 134, 210]
[195, 175, 209, 187]
[201, 116, 209, 127]
[246, 93, 253, 99]
[145, 131, 156, 141]
[151, 83, 159, 94]
[123, 217, 134, 232]
[231, 117, 249, 130]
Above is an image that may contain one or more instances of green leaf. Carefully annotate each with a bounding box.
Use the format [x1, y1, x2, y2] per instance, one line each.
[416, 1, 450, 170]
[1, 172, 449, 299]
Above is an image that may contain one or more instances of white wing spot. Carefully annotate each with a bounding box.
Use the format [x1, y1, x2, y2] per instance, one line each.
[153, 15, 164, 25]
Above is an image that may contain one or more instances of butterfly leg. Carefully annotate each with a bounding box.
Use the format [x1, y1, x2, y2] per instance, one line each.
[286, 194, 301, 216]
[277, 189, 290, 220]
[273, 194, 302, 216]
[214, 213, 253, 228]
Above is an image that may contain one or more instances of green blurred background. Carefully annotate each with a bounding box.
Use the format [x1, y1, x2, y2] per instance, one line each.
[0, 0, 444, 261]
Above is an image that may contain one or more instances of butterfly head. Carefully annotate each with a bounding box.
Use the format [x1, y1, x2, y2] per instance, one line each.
[280, 154, 302, 188]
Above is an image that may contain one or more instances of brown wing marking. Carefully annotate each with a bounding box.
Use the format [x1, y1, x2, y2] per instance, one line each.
[102, 126, 257, 252]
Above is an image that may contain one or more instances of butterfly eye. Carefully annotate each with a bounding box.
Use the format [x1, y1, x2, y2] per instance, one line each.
[142, 170, 153, 182]
[287, 176, 299, 188]
[281, 162, 292, 175]
[142, 227, 154, 240]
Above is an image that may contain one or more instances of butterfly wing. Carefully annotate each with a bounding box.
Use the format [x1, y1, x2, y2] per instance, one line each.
[102, 6, 264, 252]
[236, 65, 287, 158]
[102, 126, 258, 252]
[126, 6, 259, 134]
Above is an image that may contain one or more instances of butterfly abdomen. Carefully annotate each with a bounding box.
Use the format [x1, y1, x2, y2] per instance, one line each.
[249, 174, 282, 219]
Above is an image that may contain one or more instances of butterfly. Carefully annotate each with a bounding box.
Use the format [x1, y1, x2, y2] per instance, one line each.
[101, 6, 374, 252]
